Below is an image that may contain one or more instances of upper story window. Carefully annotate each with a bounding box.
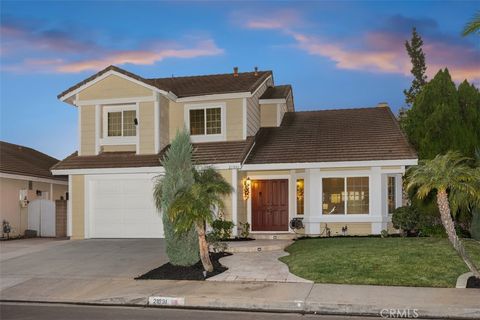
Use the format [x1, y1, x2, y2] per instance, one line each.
[102, 105, 137, 145]
[185, 103, 225, 143]
[322, 177, 369, 215]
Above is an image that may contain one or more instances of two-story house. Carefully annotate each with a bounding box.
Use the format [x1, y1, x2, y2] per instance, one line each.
[51, 65, 417, 239]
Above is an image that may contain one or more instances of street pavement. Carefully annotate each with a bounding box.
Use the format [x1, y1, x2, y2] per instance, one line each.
[0, 303, 424, 320]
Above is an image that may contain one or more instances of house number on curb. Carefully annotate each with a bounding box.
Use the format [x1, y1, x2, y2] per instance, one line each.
[148, 296, 185, 306]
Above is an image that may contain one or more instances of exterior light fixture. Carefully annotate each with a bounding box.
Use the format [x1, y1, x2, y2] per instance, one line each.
[243, 177, 251, 200]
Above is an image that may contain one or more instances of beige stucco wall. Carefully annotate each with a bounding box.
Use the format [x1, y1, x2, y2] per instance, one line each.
[139, 101, 155, 154]
[168, 99, 244, 143]
[102, 145, 136, 152]
[71, 175, 85, 240]
[286, 90, 294, 112]
[77, 75, 152, 100]
[159, 95, 170, 150]
[260, 103, 278, 127]
[320, 222, 372, 236]
[218, 169, 233, 221]
[247, 78, 273, 136]
[80, 105, 96, 156]
[237, 171, 247, 226]
[0, 177, 67, 237]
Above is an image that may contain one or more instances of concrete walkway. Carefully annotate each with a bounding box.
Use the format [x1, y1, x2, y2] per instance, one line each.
[208, 250, 311, 283]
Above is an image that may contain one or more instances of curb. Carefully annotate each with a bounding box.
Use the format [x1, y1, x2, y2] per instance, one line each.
[2, 296, 480, 319]
[456, 272, 474, 289]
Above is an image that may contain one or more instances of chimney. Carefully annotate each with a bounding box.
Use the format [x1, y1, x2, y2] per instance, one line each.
[233, 67, 239, 77]
[377, 102, 389, 108]
[254, 66, 258, 76]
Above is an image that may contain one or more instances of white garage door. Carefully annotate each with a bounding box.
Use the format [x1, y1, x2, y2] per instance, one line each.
[87, 174, 164, 238]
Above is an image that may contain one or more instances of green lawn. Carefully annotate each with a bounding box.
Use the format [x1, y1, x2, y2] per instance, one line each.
[280, 237, 480, 287]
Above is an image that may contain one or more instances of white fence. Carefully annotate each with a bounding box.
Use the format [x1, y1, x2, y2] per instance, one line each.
[27, 199, 55, 237]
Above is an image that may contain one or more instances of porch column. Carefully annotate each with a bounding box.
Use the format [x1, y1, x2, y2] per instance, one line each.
[304, 168, 321, 235]
[67, 175, 72, 237]
[231, 168, 238, 236]
[370, 166, 384, 234]
[395, 174, 403, 208]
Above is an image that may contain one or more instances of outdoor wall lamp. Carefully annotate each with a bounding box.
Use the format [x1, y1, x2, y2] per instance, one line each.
[243, 177, 251, 200]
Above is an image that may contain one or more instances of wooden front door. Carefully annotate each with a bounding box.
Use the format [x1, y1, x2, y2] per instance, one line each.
[252, 179, 289, 231]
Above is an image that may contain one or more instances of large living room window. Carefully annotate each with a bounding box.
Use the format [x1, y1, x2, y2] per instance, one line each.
[322, 177, 369, 215]
[186, 104, 225, 142]
[102, 105, 137, 144]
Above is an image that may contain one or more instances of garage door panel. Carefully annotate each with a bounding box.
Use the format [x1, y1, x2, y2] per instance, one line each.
[88, 175, 164, 238]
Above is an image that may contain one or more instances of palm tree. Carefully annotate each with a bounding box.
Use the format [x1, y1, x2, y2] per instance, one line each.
[406, 151, 480, 278]
[462, 11, 480, 36]
[169, 168, 233, 272]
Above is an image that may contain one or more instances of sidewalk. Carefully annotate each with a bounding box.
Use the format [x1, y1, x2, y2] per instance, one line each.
[1, 277, 479, 319]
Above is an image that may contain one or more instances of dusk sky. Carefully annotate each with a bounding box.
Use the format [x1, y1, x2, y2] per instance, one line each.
[0, 1, 478, 159]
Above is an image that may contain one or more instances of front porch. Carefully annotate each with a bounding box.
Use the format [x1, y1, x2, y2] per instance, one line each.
[230, 164, 405, 237]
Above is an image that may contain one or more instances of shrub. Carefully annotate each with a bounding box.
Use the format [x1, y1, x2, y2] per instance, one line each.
[240, 222, 250, 239]
[380, 229, 389, 238]
[471, 208, 480, 240]
[392, 206, 419, 236]
[210, 218, 235, 240]
[154, 129, 199, 266]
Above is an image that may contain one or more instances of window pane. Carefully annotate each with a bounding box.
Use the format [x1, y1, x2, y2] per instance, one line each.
[346, 177, 369, 214]
[296, 179, 304, 215]
[388, 176, 396, 213]
[322, 178, 345, 214]
[206, 108, 221, 134]
[107, 112, 122, 136]
[190, 109, 205, 135]
[123, 110, 136, 136]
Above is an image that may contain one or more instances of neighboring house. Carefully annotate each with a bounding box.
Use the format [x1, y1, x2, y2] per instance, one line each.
[52, 65, 417, 240]
[0, 141, 68, 237]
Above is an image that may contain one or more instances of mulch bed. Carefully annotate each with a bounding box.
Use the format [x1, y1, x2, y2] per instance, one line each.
[221, 237, 255, 242]
[467, 276, 480, 288]
[135, 252, 231, 281]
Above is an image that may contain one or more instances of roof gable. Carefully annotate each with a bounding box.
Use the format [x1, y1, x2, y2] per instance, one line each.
[58, 65, 272, 102]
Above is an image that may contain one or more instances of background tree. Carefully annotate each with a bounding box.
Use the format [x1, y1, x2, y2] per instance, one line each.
[462, 11, 480, 36]
[154, 129, 199, 266]
[169, 168, 233, 272]
[406, 151, 480, 278]
[403, 69, 479, 159]
[403, 28, 427, 106]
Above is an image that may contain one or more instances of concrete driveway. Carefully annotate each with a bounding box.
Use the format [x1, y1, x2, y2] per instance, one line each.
[0, 239, 167, 291]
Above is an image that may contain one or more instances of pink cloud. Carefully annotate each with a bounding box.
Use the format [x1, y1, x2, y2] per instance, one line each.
[243, 13, 480, 83]
[237, 9, 302, 31]
[56, 40, 223, 73]
[1, 17, 224, 74]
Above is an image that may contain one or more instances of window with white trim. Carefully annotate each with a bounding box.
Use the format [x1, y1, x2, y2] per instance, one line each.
[186, 105, 224, 141]
[106, 110, 136, 137]
[322, 177, 369, 215]
[102, 105, 137, 144]
[387, 176, 396, 214]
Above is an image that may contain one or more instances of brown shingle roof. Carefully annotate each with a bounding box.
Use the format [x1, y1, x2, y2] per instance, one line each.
[0, 141, 67, 181]
[259, 85, 292, 100]
[52, 138, 254, 170]
[245, 107, 417, 164]
[58, 65, 272, 100]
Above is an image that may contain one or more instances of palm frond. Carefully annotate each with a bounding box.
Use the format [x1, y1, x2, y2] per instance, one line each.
[463, 11, 480, 36]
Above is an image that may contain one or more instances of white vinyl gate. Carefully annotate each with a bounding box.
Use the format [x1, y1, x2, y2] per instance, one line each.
[27, 199, 56, 237]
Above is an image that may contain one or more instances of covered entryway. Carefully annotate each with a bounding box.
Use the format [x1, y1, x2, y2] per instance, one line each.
[86, 174, 164, 238]
[251, 179, 289, 231]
